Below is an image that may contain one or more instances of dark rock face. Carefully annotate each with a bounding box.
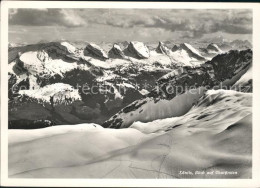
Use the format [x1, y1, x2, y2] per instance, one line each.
[172, 45, 179, 52]
[108, 44, 125, 59]
[206, 49, 252, 81]
[102, 117, 123, 129]
[124, 41, 150, 59]
[156, 42, 170, 55]
[84, 43, 109, 60]
[8, 73, 18, 99]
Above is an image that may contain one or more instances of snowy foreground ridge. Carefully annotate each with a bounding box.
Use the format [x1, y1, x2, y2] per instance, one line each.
[9, 90, 252, 178]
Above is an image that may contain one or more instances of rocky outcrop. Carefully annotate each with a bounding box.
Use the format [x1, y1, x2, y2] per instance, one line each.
[206, 49, 252, 82]
[108, 44, 125, 59]
[156, 42, 170, 55]
[84, 43, 109, 60]
[179, 43, 206, 61]
[124, 41, 150, 59]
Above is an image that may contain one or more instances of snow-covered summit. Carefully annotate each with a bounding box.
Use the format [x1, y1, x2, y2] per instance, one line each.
[60, 42, 76, 54]
[179, 43, 206, 61]
[84, 42, 109, 60]
[125, 41, 150, 59]
[108, 44, 125, 59]
[156, 41, 170, 55]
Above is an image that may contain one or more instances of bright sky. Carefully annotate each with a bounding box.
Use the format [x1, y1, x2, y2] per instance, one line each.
[9, 9, 252, 44]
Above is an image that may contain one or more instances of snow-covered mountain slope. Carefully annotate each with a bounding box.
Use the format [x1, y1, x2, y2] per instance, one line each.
[8, 41, 91, 86]
[8, 89, 252, 178]
[8, 42, 172, 128]
[8, 42, 251, 129]
[130, 89, 251, 133]
[103, 49, 252, 128]
[8, 124, 153, 177]
[103, 87, 206, 128]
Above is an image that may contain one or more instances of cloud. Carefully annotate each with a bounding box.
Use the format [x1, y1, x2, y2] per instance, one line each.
[92, 9, 252, 38]
[9, 9, 86, 27]
[9, 8, 252, 42]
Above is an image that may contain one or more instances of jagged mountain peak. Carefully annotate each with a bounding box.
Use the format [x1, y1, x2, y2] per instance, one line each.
[156, 41, 170, 55]
[125, 41, 150, 59]
[108, 43, 125, 59]
[172, 44, 179, 52]
[84, 42, 109, 60]
[178, 43, 206, 61]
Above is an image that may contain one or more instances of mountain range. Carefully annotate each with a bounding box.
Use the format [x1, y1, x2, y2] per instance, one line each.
[8, 39, 253, 178]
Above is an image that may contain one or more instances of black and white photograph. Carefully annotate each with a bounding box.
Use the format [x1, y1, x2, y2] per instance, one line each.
[1, 1, 260, 187]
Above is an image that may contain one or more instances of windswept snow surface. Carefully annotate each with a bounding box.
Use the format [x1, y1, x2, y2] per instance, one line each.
[130, 89, 251, 134]
[9, 123, 103, 145]
[9, 89, 252, 178]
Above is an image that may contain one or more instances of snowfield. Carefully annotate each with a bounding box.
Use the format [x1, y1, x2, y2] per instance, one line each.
[19, 83, 81, 103]
[8, 89, 252, 178]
